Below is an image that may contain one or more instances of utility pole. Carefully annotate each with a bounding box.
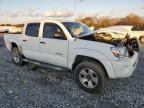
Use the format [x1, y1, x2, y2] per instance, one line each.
[74, 0, 77, 19]
[74, 0, 84, 19]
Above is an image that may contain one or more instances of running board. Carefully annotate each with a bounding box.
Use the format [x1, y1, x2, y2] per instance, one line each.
[23, 58, 69, 72]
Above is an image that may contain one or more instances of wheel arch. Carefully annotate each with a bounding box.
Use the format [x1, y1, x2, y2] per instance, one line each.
[11, 42, 18, 48]
[10, 41, 22, 54]
[72, 55, 109, 77]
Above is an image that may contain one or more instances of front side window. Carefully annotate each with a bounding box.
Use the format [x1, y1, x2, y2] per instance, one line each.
[43, 23, 66, 40]
[25, 23, 40, 37]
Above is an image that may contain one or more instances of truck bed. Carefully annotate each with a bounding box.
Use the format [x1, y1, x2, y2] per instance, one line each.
[4, 34, 22, 51]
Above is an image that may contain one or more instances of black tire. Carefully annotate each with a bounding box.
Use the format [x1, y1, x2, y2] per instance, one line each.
[139, 36, 144, 43]
[74, 60, 106, 93]
[11, 47, 23, 66]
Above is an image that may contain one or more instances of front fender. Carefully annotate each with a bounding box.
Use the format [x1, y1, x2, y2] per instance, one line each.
[68, 48, 116, 78]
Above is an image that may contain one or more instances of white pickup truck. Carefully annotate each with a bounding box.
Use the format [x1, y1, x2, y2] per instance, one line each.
[4, 20, 138, 93]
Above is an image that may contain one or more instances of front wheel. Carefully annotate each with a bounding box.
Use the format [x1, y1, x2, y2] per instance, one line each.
[11, 47, 23, 66]
[74, 60, 106, 93]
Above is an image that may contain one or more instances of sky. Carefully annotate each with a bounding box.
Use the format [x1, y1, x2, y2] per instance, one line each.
[0, 0, 144, 24]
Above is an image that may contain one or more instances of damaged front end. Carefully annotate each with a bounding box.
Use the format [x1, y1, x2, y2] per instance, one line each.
[79, 33, 139, 57]
[124, 37, 139, 56]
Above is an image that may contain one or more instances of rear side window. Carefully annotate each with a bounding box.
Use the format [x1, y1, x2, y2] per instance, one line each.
[25, 23, 40, 37]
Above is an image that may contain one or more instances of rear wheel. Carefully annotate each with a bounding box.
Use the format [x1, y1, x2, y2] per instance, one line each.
[11, 47, 23, 66]
[74, 60, 106, 93]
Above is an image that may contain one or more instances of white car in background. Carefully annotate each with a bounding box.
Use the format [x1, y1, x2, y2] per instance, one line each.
[0, 26, 22, 33]
[96, 26, 144, 43]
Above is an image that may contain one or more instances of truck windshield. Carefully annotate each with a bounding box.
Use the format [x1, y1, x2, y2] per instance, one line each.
[62, 22, 92, 37]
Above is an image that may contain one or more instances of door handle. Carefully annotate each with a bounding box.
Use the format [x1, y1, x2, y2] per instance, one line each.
[55, 53, 63, 56]
[23, 40, 27, 42]
[40, 42, 46, 44]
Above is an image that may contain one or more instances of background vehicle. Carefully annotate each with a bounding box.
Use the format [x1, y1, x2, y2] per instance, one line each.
[0, 25, 22, 33]
[96, 25, 144, 44]
[4, 20, 138, 93]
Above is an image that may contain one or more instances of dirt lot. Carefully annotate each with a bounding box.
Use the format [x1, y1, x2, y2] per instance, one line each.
[0, 36, 144, 108]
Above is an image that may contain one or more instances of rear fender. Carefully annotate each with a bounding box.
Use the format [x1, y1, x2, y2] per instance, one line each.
[6, 39, 22, 53]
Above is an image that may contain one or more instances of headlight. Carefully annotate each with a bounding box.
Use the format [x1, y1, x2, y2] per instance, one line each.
[111, 47, 129, 58]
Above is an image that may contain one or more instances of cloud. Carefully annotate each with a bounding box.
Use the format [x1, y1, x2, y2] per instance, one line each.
[0, 11, 22, 18]
[0, 13, 5, 16]
[79, 0, 85, 2]
[44, 10, 74, 18]
[26, 8, 41, 17]
[10, 13, 19, 18]
[109, 10, 115, 15]
[0, 10, 8, 16]
[27, 12, 42, 17]
[17, 10, 27, 16]
[0, 8, 43, 18]
[78, 12, 98, 18]
[0, 9, 74, 18]
[141, 6, 144, 10]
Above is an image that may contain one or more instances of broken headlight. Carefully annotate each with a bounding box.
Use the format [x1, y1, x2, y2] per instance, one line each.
[111, 47, 129, 58]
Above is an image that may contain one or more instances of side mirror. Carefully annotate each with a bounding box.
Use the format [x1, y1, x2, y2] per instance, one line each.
[54, 32, 65, 40]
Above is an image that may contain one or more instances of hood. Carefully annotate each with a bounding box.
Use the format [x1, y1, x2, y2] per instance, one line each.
[79, 33, 121, 46]
[79, 25, 139, 55]
[79, 30, 139, 53]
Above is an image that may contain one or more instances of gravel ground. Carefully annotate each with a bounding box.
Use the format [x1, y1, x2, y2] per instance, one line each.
[0, 36, 144, 108]
[0, 34, 4, 46]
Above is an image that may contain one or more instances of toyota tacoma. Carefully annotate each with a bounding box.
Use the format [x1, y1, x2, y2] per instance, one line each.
[4, 20, 139, 93]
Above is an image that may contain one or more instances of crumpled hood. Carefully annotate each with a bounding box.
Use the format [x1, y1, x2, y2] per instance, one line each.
[79, 31, 139, 52]
[79, 31, 122, 46]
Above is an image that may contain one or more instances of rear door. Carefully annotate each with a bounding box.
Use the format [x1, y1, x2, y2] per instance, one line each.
[39, 22, 68, 67]
[20, 23, 40, 60]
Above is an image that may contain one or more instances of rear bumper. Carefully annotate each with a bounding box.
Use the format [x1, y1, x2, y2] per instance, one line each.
[111, 51, 138, 78]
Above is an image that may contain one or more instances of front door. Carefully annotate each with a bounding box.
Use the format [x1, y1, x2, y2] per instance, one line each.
[39, 23, 68, 67]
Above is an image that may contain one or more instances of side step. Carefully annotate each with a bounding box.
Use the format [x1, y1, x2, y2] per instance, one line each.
[23, 58, 69, 72]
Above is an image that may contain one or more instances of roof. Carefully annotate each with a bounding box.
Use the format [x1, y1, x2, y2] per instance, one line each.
[96, 26, 133, 35]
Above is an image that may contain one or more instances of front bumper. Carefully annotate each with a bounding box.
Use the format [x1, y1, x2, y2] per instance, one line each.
[111, 51, 138, 78]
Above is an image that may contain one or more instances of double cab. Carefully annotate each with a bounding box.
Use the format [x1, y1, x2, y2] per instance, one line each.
[4, 20, 138, 93]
